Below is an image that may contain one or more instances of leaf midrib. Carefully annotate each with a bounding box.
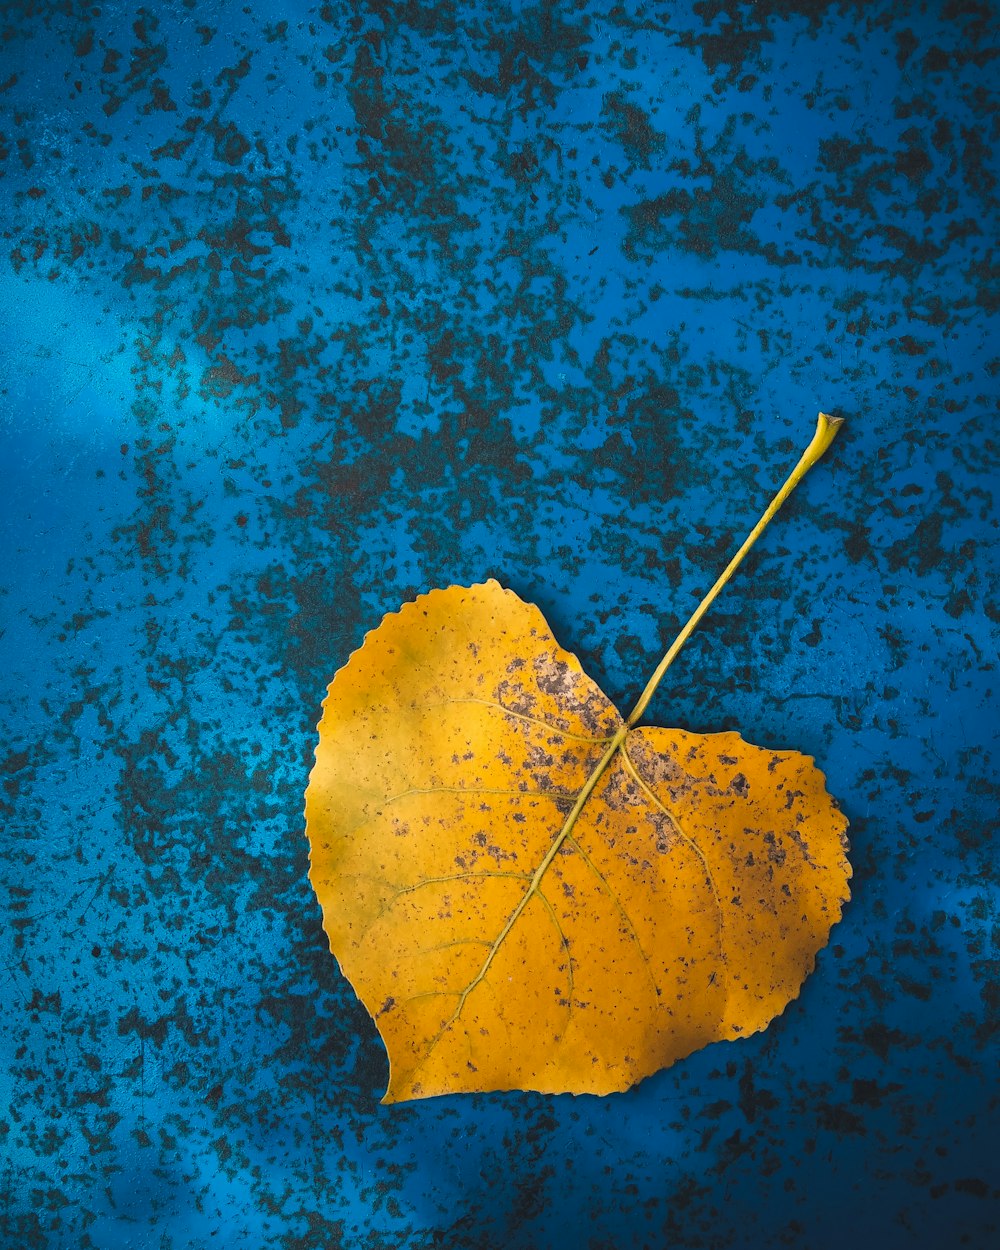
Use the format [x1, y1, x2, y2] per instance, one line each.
[400, 721, 635, 1092]
[389, 417, 844, 1093]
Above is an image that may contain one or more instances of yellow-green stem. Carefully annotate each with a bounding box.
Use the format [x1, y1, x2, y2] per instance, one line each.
[626, 412, 844, 729]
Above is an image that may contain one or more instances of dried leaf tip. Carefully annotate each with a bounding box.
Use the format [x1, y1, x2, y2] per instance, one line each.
[809, 412, 845, 465]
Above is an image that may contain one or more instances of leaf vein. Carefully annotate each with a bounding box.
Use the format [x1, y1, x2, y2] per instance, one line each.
[619, 744, 728, 987]
[428, 697, 618, 744]
[535, 887, 575, 1033]
[564, 832, 662, 1002]
[381, 784, 577, 806]
[395, 728, 629, 1091]
[352, 870, 534, 936]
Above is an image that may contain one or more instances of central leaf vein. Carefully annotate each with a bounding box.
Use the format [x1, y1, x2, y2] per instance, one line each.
[401, 723, 630, 1085]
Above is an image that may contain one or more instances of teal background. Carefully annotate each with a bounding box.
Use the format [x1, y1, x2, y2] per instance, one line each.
[1, 2, 997, 1247]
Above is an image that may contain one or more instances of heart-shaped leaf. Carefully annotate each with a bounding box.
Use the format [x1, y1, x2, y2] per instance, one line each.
[306, 415, 851, 1101]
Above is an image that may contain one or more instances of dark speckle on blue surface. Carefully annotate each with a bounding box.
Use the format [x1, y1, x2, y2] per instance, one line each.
[1, 2, 997, 1247]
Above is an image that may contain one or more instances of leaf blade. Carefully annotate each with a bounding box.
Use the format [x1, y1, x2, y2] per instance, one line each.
[306, 581, 850, 1101]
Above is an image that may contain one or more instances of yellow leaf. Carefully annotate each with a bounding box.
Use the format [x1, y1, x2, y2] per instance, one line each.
[305, 414, 851, 1101]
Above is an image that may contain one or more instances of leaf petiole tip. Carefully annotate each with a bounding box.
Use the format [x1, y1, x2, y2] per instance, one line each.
[809, 411, 845, 465]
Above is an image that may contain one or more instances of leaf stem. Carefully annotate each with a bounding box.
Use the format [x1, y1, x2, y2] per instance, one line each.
[626, 412, 844, 729]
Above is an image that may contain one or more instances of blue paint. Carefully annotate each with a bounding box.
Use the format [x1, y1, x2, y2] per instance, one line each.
[1, 3, 996, 1247]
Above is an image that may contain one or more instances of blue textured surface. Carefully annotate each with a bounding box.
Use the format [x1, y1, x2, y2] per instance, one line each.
[1, 3, 997, 1247]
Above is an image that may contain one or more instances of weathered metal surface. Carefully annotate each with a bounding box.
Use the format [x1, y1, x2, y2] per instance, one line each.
[1, 2, 996, 1247]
